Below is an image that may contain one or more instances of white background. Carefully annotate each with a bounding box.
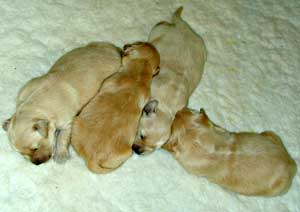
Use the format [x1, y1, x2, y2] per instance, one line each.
[0, 0, 299, 211]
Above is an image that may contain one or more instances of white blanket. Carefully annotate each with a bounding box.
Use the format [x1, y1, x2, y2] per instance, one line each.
[0, 0, 299, 211]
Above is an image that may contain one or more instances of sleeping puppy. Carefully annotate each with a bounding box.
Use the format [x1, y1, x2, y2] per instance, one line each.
[2, 42, 121, 165]
[71, 42, 160, 174]
[163, 108, 297, 196]
[132, 7, 206, 155]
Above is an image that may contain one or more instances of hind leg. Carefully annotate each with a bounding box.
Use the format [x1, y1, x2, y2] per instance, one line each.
[87, 148, 132, 174]
[261, 131, 284, 147]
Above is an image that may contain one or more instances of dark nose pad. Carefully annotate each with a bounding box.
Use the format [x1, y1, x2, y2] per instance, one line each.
[132, 144, 144, 155]
[31, 154, 51, 165]
[32, 159, 43, 165]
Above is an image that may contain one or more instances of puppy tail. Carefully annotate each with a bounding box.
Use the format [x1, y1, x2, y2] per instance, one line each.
[172, 6, 183, 23]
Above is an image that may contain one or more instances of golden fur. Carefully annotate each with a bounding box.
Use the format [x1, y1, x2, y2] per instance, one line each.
[164, 108, 297, 196]
[71, 42, 160, 174]
[2, 42, 121, 164]
[133, 7, 206, 154]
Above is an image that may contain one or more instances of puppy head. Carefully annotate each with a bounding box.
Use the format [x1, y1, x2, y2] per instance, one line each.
[163, 107, 208, 151]
[173, 107, 213, 129]
[2, 114, 55, 165]
[122, 42, 160, 74]
[133, 100, 172, 155]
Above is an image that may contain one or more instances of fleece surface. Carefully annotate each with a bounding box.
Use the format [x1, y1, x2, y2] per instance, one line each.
[0, 0, 299, 212]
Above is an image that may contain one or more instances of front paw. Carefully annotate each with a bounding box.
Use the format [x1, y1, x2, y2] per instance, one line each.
[53, 149, 70, 164]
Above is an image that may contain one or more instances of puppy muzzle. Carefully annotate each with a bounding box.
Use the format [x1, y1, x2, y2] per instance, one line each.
[31, 154, 51, 165]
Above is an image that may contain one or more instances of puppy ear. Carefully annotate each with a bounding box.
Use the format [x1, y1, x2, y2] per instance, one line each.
[33, 119, 49, 138]
[122, 43, 140, 58]
[199, 108, 211, 127]
[123, 44, 132, 51]
[153, 66, 160, 76]
[200, 108, 208, 117]
[143, 100, 159, 116]
[200, 108, 205, 114]
[2, 118, 11, 131]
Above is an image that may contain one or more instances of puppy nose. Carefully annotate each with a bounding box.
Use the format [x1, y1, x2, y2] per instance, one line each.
[31, 155, 51, 165]
[132, 144, 144, 155]
[32, 159, 43, 165]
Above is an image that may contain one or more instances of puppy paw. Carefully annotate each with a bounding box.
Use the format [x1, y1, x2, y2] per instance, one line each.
[53, 150, 70, 164]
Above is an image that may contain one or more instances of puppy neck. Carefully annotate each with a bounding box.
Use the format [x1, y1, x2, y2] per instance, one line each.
[123, 59, 154, 80]
[158, 103, 175, 119]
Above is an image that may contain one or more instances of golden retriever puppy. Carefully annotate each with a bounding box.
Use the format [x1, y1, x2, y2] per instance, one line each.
[132, 7, 206, 154]
[2, 42, 121, 165]
[71, 42, 160, 174]
[164, 108, 297, 196]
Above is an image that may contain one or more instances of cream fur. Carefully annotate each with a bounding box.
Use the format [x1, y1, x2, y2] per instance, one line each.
[133, 7, 207, 154]
[3, 42, 121, 164]
[164, 108, 297, 196]
[71, 42, 160, 174]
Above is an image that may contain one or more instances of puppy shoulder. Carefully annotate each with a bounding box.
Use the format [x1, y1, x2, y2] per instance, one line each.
[99, 72, 122, 93]
[16, 76, 45, 107]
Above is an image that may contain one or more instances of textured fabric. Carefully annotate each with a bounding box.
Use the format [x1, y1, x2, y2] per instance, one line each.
[0, 0, 299, 211]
